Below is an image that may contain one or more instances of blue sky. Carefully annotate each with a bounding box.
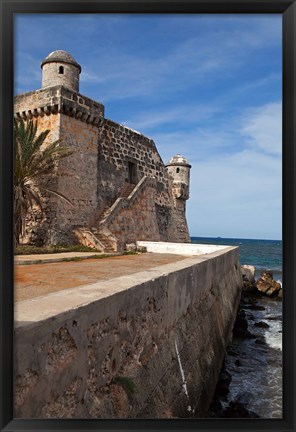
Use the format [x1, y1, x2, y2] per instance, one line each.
[14, 14, 282, 240]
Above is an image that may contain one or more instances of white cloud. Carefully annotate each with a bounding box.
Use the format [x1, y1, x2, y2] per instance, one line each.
[186, 101, 282, 239]
[80, 16, 281, 101]
[130, 98, 282, 239]
[152, 128, 240, 166]
[187, 148, 282, 239]
[241, 102, 282, 156]
[119, 102, 223, 131]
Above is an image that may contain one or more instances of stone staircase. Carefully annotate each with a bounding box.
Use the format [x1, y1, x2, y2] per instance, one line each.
[89, 227, 115, 253]
[74, 177, 156, 252]
[120, 183, 135, 199]
[94, 182, 135, 226]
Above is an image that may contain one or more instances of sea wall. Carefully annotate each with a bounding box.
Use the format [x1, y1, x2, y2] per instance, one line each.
[14, 246, 242, 418]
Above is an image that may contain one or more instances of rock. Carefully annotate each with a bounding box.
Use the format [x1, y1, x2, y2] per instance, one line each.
[233, 307, 255, 339]
[247, 297, 259, 305]
[208, 397, 223, 417]
[266, 284, 281, 296]
[215, 370, 232, 396]
[222, 393, 259, 418]
[244, 304, 266, 311]
[235, 392, 251, 407]
[137, 246, 147, 253]
[241, 265, 257, 292]
[241, 265, 256, 283]
[254, 321, 270, 329]
[235, 359, 242, 367]
[255, 337, 266, 345]
[266, 315, 282, 321]
[277, 288, 283, 300]
[233, 308, 248, 331]
[222, 400, 259, 418]
[227, 348, 238, 357]
[125, 243, 137, 252]
[242, 281, 256, 292]
[255, 271, 281, 297]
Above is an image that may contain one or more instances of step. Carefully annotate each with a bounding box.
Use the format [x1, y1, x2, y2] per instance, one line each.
[120, 184, 135, 198]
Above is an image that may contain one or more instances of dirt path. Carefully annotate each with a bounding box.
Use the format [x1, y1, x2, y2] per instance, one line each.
[14, 253, 186, 302]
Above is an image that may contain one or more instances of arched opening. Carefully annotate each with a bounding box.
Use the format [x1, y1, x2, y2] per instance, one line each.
[58, 66, 64, 74]
[176, 168, 180, 173]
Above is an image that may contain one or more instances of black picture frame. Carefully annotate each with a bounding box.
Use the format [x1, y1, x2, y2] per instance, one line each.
[0, 1, 295, 431]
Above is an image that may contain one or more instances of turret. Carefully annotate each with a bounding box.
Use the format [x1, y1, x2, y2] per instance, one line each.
[166, 154, 191, 200]
[41, 50, 81, 92]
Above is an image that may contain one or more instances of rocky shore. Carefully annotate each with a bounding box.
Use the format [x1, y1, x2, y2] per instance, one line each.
[241, 265, 282, 299]
[209, 265, 282, 418]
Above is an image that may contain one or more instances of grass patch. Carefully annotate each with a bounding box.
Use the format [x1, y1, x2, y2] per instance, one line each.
[122, 251, 138, 256]
[62, 254, 115, 262]
[113, 376, 136, 395]
[15, 245, 145, 257]
[15, 244, 102, 255]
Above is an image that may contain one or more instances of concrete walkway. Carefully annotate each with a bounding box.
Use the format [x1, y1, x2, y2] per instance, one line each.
[14, 252, 187, 302]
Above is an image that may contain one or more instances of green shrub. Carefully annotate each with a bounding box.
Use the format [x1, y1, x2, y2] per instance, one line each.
[113, 376, 136, 395]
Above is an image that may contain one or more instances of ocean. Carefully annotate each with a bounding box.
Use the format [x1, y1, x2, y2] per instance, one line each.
[191, 237, 282, 281]
[191, 237, 283, 418]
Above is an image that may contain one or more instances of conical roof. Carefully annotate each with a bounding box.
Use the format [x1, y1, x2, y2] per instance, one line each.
[166, 154, 191, 167]
[41, 50, 81, 72]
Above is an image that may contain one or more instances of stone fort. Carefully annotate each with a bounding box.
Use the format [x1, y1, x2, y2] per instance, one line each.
[14, 50, 191, 252]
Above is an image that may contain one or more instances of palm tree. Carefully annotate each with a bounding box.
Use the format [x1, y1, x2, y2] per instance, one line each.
[14, 118, 73, 245]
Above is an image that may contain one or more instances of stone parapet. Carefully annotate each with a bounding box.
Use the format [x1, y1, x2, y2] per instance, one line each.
[14, 246, 243, 418]
[14, 85, 104, 126]
[136, 241, 230, 255]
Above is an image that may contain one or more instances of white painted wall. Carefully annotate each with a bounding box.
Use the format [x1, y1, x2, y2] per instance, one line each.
[136, 241, 229, 256]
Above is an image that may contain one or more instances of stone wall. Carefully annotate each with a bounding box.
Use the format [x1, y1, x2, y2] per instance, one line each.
[96, 119, 171, 212]
[54, 114, 99, 244]
[171, 199, 191, 243]
[104, 185, 161, 250]
[14, 246, 242, 418]
[96, 119, 190, 245]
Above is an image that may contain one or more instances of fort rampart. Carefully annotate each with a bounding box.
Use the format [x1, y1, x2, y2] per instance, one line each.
[14, 246, 242, 418]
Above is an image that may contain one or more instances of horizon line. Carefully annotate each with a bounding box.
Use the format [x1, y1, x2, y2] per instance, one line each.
[190, 235, 282, 242]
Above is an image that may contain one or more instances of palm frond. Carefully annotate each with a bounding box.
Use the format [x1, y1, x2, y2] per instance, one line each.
[40, 187, 74, 206]
[14, 118, 74, 244]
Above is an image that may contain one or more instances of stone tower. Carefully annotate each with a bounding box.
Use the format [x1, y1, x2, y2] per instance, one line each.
[166, 154, 191, 200]
[166, 154, 191, 242]
[41, 50, 81, 92]
[15, 50, 104, 245]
